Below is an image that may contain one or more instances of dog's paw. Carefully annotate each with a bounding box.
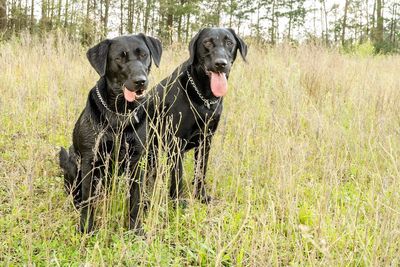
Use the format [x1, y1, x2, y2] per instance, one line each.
[172, 199, 188, 209]
[77, 223, 95, 235]
[130, 226, 146, 237]
[194, 191, 213, 204]
[128, 219, 146, 236]
[133, 227, 146, 237]
[200, 194, 213, 204]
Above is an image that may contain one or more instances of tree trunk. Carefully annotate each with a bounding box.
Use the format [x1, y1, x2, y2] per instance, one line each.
[371, 0, 376, 39]
[50, 0, 55, 29]
[322, 0, 329, 45]
[70, 0, 75, 28]
[56, 0, 62, 26]
[185, 12, 190, 43]
[104, 0, 109, 34]
[41, 0, 48, 31]
[15, 0, 20, 32]
[167, 13, 173, 44]
[86, 0, 90, 21]
[127, 0, 131, 33]
[177, 0, 186, 41]
[24, 0, 28, 29]
[271, 0, 276, 44]
[0, 0, 6, 33]
[256, 0, 261, 40]
[229, 0, 233, 28]
[120, 0, 124, 35]
[287, 0, 293, 41]
[215, 0, 221, 26]
[151, 4, 155, 35]
[166, 0, 173, 44]
[144, 0, 151, 33]
[389, 3, 394, 42]
[320, 4, 324, 40]
[312, 0, 316, 36]
[177, 14, 182, 41]
[127, 0, 135, 33]
[82, 0, 92, 44]
[341, 0, 349, 46]
[375, 0, 383, 43]
[100, 0, 103, 28]
[64, 0, 68, 27]
[135, 2, 140, 33]
[392, 3, 398, 44]
[30, 0, 34, 30]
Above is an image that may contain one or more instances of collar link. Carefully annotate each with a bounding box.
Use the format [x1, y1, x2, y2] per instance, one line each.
[95, 83, 139, 123]
[186, 70, 221, 109]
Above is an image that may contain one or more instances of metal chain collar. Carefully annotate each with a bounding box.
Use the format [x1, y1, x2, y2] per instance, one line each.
[186, 70, 220, 109]
[95, 83, 139, 123]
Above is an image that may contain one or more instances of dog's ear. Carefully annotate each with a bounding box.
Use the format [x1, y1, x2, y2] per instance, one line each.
[141, 34, 162, 67]
[86, 39, 111, 76]
[188, 29, 205, 65]
[227, 28, 248, 62]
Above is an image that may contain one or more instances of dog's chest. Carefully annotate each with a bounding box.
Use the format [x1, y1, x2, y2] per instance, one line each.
[168, 103, 221, 140]
[99, 125, 142, 157]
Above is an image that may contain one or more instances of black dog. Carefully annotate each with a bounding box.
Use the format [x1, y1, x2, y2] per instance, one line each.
[59, 34, 162, 233]
[147, 28, 247, 204]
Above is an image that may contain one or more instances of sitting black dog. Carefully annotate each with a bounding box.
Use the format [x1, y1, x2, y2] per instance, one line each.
[147, 28, 247, 204]
[59, 34, 162, 233]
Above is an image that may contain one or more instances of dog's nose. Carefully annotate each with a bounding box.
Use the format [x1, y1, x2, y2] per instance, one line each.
[214, 58, 228, 69]
[133, 76, 147, 87]
[134, 80, 146, 86]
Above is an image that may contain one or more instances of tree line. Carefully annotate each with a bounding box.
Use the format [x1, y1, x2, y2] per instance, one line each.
[0, 0, 398, 53]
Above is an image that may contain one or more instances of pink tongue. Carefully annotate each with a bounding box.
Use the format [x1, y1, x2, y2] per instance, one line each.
[210, 72, 228, 97]
[123, 87, 136, 102]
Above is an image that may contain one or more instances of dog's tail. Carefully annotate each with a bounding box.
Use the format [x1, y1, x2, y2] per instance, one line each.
[59, 146, 81, 208]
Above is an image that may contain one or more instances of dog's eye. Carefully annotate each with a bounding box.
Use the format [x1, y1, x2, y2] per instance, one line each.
[203, 40, 213, 49]
[122, 51, 128, 57]
[115, 51, 128, 62]
[226, 39, 234, 47]
[135, 48, 148, 59]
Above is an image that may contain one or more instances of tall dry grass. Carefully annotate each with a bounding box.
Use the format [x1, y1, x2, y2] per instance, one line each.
[1, 33, 400, 265]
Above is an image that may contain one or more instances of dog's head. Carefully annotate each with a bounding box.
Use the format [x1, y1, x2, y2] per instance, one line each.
[87, 34, 162, 102]
[188, 28, 247, 97]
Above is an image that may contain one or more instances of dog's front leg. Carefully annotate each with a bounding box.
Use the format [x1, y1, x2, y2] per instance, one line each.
[79, 157, 96, 233]
[169, 146, 184, 202]
[129, 160, 144, 234]
[193, 136, 213, 203]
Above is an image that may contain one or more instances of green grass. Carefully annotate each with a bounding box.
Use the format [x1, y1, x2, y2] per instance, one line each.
[1, 33, 400, 266]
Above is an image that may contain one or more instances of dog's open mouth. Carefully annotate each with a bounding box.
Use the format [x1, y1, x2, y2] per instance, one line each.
[205, 70, 228, 97]
[123, 86, 146, 102]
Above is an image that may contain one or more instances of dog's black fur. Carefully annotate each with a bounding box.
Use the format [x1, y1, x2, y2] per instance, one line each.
[59, 34, 162, 233]
[147, 28, 247, 203]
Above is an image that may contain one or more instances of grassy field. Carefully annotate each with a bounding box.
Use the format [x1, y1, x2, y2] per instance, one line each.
[1, 33, 400, 266]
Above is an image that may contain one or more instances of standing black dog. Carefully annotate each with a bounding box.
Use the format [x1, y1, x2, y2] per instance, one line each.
[147, 28, 247, 204]
[59, 34, 162, 233]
